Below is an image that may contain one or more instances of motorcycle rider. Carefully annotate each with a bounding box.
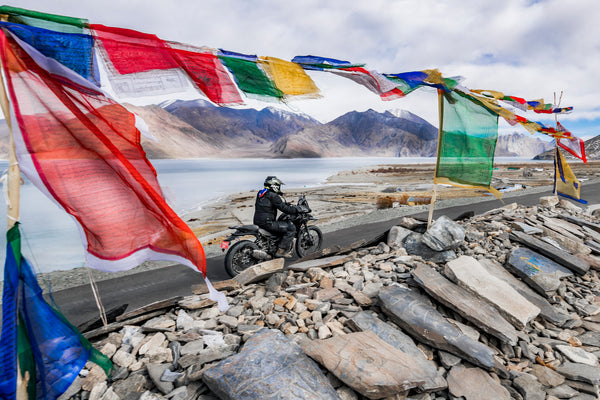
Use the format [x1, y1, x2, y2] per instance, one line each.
[253, 176, 300, 258]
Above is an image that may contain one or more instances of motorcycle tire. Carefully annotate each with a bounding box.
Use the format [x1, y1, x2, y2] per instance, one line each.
[295, 226, 323, 258]
[225, 240, 260, 277]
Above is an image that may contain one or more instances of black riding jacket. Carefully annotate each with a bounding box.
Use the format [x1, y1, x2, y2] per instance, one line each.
[253, 189, 298, 226]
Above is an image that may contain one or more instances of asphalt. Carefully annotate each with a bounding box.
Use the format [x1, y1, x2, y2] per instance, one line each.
[49, 182, 600, 327]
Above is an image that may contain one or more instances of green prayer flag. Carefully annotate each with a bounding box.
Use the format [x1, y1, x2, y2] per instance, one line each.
[434, 90, 500, 197]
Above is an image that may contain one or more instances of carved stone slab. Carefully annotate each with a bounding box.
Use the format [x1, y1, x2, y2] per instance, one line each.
[378, 285, 504, 375]
[302, 331, 428, 398]
[478, 258, 570, 327]
[412, 264, 518, 345]
[445, 256, 540, 330]
[288, 255, 352, 272]
[233, 258, 285, 285]
[348, 311, 447, 392]
[510, 230, 590, 275]
[559, 214, 600, 234]
[507, 247, 573, 297]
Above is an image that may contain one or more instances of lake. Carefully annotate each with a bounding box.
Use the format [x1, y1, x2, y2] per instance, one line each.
[0, 157, 438, 275]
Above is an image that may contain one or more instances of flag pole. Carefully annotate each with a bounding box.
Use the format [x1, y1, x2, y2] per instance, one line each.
[552, 91, 562, 196]
[428, 89, 443, 228]
[0, 35, 29, 400]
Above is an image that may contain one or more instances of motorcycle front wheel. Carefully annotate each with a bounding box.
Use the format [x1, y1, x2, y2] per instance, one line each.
[225, 240, 260, 276]
[295, 226, 323, 258]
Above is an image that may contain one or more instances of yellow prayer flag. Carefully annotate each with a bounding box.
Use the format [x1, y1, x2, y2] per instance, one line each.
[259, 56, 320, 98]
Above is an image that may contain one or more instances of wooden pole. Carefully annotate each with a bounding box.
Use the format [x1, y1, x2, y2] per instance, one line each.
[428, 89, 444, 228]
[0, 43, 28, 400]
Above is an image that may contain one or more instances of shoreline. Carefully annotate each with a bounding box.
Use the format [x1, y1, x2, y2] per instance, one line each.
[7, 160, 600, 296]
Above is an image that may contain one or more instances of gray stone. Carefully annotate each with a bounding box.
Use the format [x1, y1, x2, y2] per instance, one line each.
[422, 215, 465, 251]
[556, 362, 600, 385]
[111, 374, 149, 399]
[446, 365, 510, 400]
[387, 225, 413, 248]
[347, 311, 447, 392]
[378, 285, 505, 375]
[577, 332, 600, 347]
[507, 247, 573, 297]
[302, 331, 428, 398]
[203, 329, 340, 400]
[438, 351, 462, 369]
[511, 221, 544, 235]
[556, 345, 599, 366]
[147, 363, 174, 395]
[58, 376, 83, 400]
[530, 364, 565, 387]
[412, 263, 519, 345]
[512, 373, 545, 400]
[404, 232, 457, 263]
[546, 384, 579, 398]
[180, 339, 204, 356]
[445, 256, 540, 330]
[233, 258, 285, 285]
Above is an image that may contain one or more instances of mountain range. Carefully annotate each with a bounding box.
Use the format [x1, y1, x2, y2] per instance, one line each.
[0, 99, 596, 160]
[127, 99, 558, 159]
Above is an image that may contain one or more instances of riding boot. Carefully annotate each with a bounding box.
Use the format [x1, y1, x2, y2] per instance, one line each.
[275, 247, 293, 258]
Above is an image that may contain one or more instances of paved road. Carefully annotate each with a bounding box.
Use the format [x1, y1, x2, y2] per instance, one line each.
[51, 182, 600, 327]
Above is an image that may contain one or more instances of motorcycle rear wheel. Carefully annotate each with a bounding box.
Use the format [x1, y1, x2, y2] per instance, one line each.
[225, 240, 260, 276]
[295, 226, 323, 258]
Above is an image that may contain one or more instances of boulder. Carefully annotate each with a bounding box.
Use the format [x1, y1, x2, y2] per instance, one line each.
[202, 328, 340, 400]
[422, 215, 465, 251]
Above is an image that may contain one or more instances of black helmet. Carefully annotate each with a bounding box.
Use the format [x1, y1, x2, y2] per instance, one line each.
[264, 176, 284, 194]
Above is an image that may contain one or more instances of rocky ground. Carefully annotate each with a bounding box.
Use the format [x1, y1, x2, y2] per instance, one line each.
[57, 193, 600, 400]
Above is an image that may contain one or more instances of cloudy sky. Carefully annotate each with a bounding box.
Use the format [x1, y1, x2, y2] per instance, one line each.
[12, 0, 600, 139]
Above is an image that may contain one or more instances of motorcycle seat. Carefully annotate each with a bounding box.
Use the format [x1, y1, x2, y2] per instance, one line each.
[229, 224, 278, 238]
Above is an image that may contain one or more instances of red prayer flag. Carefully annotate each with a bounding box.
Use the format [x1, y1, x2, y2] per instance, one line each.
[91, 24, 179, 74]
[0, 28, 227, 309]
[167, 43, 243, 105]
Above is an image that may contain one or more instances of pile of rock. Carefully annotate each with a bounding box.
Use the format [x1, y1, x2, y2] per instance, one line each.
[63, 196, 600, 400]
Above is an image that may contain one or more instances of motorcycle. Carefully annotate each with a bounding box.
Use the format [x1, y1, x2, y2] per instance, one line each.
[221, 194, 323, 276]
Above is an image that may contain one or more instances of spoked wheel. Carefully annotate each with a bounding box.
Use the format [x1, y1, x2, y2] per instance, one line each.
[224, 240, 259, 276]
[295, 226, 323, 258]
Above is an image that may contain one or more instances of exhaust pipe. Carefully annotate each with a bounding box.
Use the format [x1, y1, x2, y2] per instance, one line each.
[252, 249, 270, 260]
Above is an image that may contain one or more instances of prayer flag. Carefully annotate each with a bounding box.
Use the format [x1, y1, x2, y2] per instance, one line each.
[434, 90, 501, 197]
[0, 21, 99, 85]
[0, 5, 88, 33]
[219, 50, 283, 100]
[554, 147, 586, 203]
[0, 224, 112, 400]
[555, 121, 587, 162]
[0, 28, 227, 308]
[168, 42, 243, 105]
[259, 56, 320, 99]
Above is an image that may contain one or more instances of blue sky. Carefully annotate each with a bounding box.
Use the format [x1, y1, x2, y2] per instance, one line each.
[11, 0, 600, 140]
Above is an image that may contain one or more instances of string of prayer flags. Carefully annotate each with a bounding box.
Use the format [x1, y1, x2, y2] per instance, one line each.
[292, 55, 401, 100]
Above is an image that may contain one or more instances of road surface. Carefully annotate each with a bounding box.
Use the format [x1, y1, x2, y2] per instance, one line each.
[50, 182, 600, 326]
